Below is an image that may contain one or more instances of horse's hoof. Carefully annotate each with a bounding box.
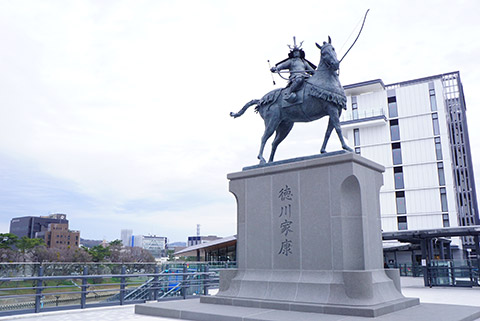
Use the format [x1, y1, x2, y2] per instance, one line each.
[343, 146, 354, 152]
[320, 150, 326, 154]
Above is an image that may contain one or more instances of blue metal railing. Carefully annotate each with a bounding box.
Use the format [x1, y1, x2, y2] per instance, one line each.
[0, 262, 233, 316]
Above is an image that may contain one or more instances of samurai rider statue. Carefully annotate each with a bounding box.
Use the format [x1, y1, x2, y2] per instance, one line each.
[270, 37, 317, 103]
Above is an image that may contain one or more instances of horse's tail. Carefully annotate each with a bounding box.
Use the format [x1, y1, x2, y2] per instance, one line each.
[230, 99, 260, 118]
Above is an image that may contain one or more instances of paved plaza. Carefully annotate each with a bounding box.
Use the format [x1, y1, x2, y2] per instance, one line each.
[1, 278, 480, 321]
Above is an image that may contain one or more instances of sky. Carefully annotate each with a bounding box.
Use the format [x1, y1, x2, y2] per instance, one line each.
[0, 0, 479, 243]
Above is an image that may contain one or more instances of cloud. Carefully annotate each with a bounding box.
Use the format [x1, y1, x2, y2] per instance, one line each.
[0, 0, 479, 242]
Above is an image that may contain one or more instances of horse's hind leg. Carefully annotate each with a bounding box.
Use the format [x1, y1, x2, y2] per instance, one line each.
[269, 121, 294, 162]
[258, 119, 279, 164]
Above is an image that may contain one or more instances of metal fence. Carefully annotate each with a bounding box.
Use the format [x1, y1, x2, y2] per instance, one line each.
[394, 260, 479, 287]
[0, 262, 234, 316]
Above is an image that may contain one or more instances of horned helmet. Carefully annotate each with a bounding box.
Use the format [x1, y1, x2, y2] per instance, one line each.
[287, 36, 306, 59]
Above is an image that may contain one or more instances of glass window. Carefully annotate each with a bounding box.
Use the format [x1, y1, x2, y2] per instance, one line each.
[351, 96, 358, 120]
[390, 119, 400, 141]
[435, 137, 443, 160]
[397, 216, 408, 230]
[355, 147, 361, 155]
[442, 213, 450, 227]
[394, 167, 404, 189]
[392, 142, 402, 165]
[352, 104, 358, 120]
[440, 187, 448, 212]
[354, 128, 360, 146]
[429, 89, 437, 111]
[388, 96, 398, 118]
[437, 162, 445, 186]
[396, 191, 406, 214]
[432, 113, 440, 135]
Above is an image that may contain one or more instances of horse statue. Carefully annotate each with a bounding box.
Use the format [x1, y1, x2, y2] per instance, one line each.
[230, 36, 353, 164]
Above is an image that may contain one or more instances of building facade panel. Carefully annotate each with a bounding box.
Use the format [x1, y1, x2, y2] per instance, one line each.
[396, 82, 430, 117]
[361, 144, 392, 170]
[407, 214, 441, 230]
[405, 189, 442, 215]
[381, 216, 397, 232]
[403, 163, 439, 190]
[397, 114, 433, 141]
[379, 192, 396, 216]
[401, 139, 436, 165]
[381, 167, 395, 191]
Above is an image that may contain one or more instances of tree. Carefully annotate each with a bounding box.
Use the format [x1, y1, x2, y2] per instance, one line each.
[109, 239, 123, 247]
[30, 247, 93, 263]
[71, 248, 92, 262]
[87, 245, 111, 262]
[115, 247, 155, 263]
[0, 233, 18, 249]
[0, 248, 22, 262]
[17, 237, 45, 255]
[30, 246, 58, 263]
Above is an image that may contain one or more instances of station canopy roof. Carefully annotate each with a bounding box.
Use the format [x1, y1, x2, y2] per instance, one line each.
[382, 226, 480, 243]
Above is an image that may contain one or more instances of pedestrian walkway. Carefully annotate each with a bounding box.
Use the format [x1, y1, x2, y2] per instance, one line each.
[1, 278, 479, 321]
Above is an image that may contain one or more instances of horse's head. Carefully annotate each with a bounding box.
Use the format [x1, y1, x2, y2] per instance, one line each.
[315, 36, 339, 71]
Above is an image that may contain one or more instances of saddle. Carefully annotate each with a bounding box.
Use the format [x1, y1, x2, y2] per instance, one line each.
[256, 85, 306, 112]
[280, 86, 305, 108]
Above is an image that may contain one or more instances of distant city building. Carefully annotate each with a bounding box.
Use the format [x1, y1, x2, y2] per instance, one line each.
[340, 71, 479, 259]
[187, 235, 221, 247]
[124, 232, 168, 258]
[142, 235, 168, 259]
[132, 234, 144, 248]
[120, 229, 133, 247]
[9, 214, 80, 249]
[37, 223, 80, 250]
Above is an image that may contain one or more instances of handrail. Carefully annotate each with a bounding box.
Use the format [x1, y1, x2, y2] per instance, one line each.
[0, 263, 227, 316]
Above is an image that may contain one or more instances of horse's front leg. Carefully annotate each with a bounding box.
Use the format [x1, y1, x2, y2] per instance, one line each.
[320, 118, 335, 153]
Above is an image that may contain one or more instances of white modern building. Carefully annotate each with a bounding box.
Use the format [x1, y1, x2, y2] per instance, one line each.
[142, 235, 168, 258]
[340, 71, 479, 258]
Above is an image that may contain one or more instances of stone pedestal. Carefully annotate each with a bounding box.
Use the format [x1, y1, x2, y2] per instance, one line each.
[136, 152, 480, 320]
[203, 152, 418, 317]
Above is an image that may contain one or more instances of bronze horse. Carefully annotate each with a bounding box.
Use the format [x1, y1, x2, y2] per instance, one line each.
[231, 37, 353, 164]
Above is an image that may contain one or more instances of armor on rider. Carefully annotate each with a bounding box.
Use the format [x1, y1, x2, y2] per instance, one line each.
[270, 39, 316, 103]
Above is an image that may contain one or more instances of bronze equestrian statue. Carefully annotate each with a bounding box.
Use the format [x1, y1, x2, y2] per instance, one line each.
[230, 36, 353, 164]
